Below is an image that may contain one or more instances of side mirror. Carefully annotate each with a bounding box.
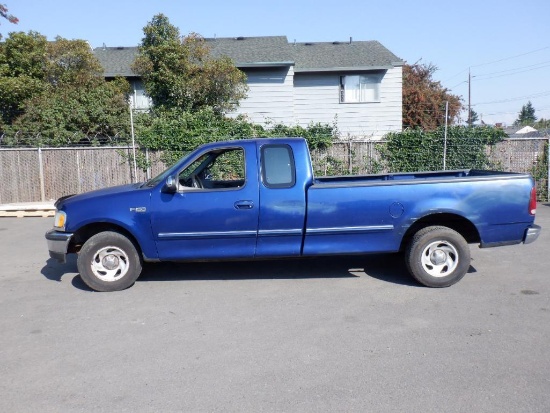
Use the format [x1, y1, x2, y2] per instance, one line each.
[163, 175, 177, 193]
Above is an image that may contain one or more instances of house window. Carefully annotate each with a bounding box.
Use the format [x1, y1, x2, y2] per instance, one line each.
[340, 74, 381, 103]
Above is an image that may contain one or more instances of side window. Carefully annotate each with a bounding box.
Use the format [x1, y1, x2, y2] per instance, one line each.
[178, 148, 245, 190]
[261, 145, 296, 188]
[340, 74, 382, 103]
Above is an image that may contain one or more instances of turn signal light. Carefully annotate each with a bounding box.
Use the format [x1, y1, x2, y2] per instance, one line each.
[54, 211, 67, 230]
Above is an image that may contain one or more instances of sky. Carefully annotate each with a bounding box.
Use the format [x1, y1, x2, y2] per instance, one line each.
[3, 0, 550, 126]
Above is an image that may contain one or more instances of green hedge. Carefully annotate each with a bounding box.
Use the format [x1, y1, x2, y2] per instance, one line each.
[379, 126, 507, 172]
[134, 108, 336, 166]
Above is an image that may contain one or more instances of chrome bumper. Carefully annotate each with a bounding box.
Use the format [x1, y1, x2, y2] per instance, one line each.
[45, 230, 74, 263]
[524, 224, 541, 245]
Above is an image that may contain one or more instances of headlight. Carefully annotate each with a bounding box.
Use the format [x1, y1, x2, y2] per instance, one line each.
[53, 211, 67, 231]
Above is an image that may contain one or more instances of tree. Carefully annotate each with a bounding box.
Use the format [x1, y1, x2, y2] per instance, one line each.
[0, 31, 48, 125]
[0, 3, 18, 40]
[11, 77, 131, 145]
[132, 14, 248, 114]
[402, 63, 462, 130]
[0, 31, 131, 143]
[468, 109, 479, 125]
[514, 101, 537, 126]
[534, 118, 550, 129]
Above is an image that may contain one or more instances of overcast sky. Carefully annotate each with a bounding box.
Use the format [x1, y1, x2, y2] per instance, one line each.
[4, 0, 550, 125]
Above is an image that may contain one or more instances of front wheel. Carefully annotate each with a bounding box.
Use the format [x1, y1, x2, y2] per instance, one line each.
[77, 231, 142, 292]
[405, 226, 471, 288]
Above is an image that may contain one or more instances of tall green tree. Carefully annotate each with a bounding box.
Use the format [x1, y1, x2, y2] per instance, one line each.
[514, 101, 537, 126]
[132, 14, 248, 114]
[402, 63, 462, 130]
[0, 31, 48, 125]
[0, 31, 131, 143]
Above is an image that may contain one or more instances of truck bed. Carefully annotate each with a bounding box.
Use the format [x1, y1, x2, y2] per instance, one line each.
[313, 169, 526, 186]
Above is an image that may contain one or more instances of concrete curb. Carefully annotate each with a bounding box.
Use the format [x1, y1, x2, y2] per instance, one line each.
[0, 202, 56, 218]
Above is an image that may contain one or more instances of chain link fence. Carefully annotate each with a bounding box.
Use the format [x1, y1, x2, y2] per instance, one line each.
[0, 137, 548, 204]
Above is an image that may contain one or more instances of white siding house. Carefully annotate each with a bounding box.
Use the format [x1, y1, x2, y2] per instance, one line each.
[94, 36, 403, 140]
[292, 67, 402, 138]
[232, 66, 295, 125]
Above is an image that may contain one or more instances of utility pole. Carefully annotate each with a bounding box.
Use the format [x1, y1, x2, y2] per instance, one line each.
[468, 68, 471, 126]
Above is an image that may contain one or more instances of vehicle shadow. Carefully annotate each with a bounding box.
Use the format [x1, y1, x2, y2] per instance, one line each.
[40, 256, 94, 291]
[41, 253, 477, 291]
[137, 253, 421, 287]
[41, 255, 78, 282]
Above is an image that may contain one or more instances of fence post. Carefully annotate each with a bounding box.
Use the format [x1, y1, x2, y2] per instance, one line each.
[547, 137, 550, 202]
[146, 148, 151, 180]
[76, 151, 82, 194]
[38, 147, 46, 202]
[348, 140, 353, 174]
[443, 101, 448, 170]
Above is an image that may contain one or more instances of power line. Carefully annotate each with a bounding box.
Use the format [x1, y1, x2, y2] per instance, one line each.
[443, 46, 550, 82]
[474, 62, 550, 81]
[474, 90, 550, 106]
[475, 60, 550, 77]
[470, 46, 550, 68]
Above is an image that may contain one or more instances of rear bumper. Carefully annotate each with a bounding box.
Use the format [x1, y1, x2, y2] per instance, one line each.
[524, 224, 541, 245]
[45, 230, 74, 263]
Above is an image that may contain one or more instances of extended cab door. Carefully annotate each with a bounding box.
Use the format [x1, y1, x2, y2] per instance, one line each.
[150, 142, 260, 260]
[255, 141, 309, 257]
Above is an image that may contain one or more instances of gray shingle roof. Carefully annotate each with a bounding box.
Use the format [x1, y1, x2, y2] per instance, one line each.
[93, 36, 403, 77]
[206, 36, 293, 66]
[94, 46, 140, 77]
[292, 40, 402, 72]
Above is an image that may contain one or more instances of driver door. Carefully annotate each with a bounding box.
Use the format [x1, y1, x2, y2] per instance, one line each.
[151, 143, 260, 260]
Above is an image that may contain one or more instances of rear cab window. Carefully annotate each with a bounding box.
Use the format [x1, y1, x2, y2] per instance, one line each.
[261, 144, 296, 188]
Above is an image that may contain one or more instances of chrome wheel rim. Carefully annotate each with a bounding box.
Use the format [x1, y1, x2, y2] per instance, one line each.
[90, 246, 129, 282]
[420, 240, 459, 278]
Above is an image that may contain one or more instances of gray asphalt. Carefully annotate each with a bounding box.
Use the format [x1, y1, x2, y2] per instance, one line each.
[0, 205, 549, 413]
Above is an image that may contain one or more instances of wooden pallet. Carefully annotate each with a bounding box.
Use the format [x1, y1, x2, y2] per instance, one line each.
[0, 209, 55, 218]
[0, 203, 56, 218]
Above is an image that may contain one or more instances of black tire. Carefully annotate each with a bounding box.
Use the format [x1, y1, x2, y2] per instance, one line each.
[77, 231, 142, 292]
[405, 226, 470, 288]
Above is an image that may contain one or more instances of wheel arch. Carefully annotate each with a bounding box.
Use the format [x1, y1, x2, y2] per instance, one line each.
[68, 222, 143, 256]
[400, 213, 480, 251]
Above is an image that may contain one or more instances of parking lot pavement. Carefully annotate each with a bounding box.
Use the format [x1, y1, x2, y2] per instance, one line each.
[0, 205, 549, 413]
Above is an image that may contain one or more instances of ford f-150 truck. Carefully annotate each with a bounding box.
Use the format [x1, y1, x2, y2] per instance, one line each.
[46, 137, 541, 292]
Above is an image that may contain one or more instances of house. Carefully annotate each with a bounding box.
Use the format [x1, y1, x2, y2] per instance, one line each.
[93, 36, 403, 140]
[504, 126, 542, 139]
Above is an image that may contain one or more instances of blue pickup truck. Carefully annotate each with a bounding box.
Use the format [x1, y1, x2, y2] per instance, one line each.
[46, 137, 541, 292]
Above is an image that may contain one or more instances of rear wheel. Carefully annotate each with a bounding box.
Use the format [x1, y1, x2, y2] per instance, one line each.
[77, 231, 142, 292]
[405, 226, 470, 287]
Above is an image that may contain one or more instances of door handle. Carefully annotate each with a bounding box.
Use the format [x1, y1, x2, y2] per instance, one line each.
[234, 200, 254, 210]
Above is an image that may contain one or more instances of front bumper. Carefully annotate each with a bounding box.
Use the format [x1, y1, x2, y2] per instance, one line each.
[45, 230, 74, 263]
[524, 224, 541, 245]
